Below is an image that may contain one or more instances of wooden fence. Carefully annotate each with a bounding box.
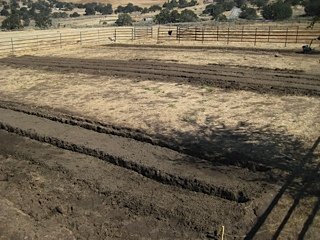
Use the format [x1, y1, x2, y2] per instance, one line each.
[158, 25, 320, 46]
[0, 25, 319, 55]
[0, 27, 153, 54]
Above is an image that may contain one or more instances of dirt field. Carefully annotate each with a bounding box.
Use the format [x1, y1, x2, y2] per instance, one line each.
[0, 44, 319, 239]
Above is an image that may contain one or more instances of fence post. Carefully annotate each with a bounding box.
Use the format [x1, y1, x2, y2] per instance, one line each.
[178, 26, 181, 43]
[268, 26, 271, 43]
[11, 37, 14, 54]
[254, 28, 257, 46]
[114, 28, 117, 42]
[59, 33, 62, 48]
[295, 26, 299, 43]
[176, 25, 179, 41]
[241, 26, 244, 42]
[217, 26, 219, 41]
[284, 27, 288, 47]
[80, 32, 82, 45]
[195, 27, 197, 41]
[157, 26, 160, 43]
[202, 27, 204, 44]
[227, 27, 230, 44]
[133, 27, 136, 40]
[131, 28, 134, 41]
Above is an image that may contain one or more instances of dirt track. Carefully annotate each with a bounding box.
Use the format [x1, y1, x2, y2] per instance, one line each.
[0, 55, 319, 96]
[0, 105, 277, 239]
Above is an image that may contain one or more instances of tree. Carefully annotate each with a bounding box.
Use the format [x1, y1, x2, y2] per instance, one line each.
[216, 14, 228, 21]
[85, 6, 95, 15]
[203, 4, 224, 19]
[149, 4, 162, 12]
[35, 12, 52, 28]
[22, 15, 30, 26]
[169, 9, 180, 22]
[178, 0, 188, 8]
[0, 8, 9, 16]
[64, 2, 74, 11]
[100, 4, 113, 15]
[141, 7, 148, 13]
[163, 0, 178, 10]
[304, 0, 320, 27]
[262, 1, 292, 20]
[190, 0, 197, 7]
[253, 0, 268, 9]
[179, 9, 198, 22]
[52, 12, 68, 18]
[284, 0, 301, 6]
[235, 0, 247, 8]
[1, 13, 22, 30]
[20, 8, 30, 26]
[75, 3, 85, 9]
[115, 3, 143, 13]
[222, 0, 236, 11]
[154, 8, 171, 24]
[70, 12, 80, 17]
[239, 7, 257, 19]
[304, 0, 320, 17]
[115, 13, 133, 26]
[10, 0, 19, 9]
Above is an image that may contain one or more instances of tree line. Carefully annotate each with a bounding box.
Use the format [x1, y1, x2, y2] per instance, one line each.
[0, 0, 319, 30]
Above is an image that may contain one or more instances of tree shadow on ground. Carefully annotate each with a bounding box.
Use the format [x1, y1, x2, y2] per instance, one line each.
[151, 121, 319, 238]
[152, 120, 314, 173]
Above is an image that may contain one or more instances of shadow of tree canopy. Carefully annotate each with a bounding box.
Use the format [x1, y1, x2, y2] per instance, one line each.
[151, 121, 320, 239]
[151, 120, 315, 174]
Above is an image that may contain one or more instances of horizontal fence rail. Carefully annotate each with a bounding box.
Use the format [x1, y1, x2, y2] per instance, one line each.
[158, 26, 320, 46]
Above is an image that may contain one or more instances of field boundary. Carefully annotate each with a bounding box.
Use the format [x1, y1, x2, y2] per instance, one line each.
[0, 27, 152, 55]
[158, 25, 320, 46]
[0, 25, 319, 55]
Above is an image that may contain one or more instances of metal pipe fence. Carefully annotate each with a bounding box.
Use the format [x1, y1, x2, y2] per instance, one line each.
[0, 25, 319, 55]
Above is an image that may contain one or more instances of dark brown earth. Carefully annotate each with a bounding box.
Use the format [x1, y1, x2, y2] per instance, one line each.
[0, 101, 319, 239]
[0, 105, 276, 240]
[0, 55, 319, 96]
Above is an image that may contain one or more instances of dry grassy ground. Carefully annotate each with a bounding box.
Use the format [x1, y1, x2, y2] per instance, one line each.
[0, 45, 319, 150]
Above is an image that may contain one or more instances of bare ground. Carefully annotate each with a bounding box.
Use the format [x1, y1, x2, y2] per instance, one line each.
[0, 45, 319, 239]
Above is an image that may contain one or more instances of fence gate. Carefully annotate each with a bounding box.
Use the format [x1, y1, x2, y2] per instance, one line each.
[134, 27, 152, 40]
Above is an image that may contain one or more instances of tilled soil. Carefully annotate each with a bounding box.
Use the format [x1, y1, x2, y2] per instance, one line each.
[0, 105, 277, 239]
[0, 55, 319, 96]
